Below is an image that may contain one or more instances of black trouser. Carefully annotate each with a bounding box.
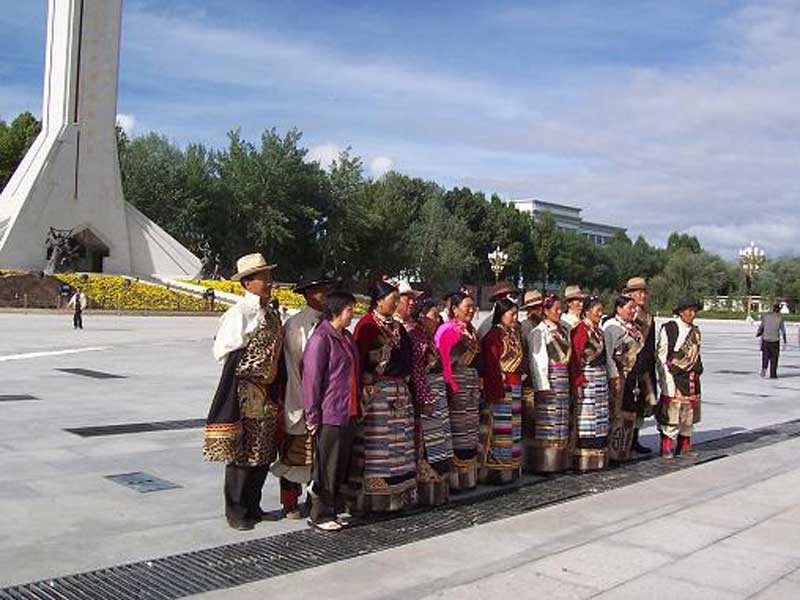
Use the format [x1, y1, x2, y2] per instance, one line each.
[73, 310, 83, 329]
[224, 464, 269, 524]
[762, 341, 780, 378]
[310, 421, 355, 524]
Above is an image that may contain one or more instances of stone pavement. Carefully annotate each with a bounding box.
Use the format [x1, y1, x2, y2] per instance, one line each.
[0, 313, 799, 597]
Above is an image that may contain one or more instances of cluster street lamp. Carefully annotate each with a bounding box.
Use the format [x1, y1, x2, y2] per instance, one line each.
[739, 241, 766, 320]
[488, 245, 509, 282]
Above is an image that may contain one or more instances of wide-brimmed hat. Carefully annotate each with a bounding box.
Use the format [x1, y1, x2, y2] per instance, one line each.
[293, 269, 339, 294]
[563, 285, 586, 302]
[522, 290, 543, 309]
[397, 280, 424, 298]
[673, 297, 701, 315]
[623, 277, 648, 293]
[490, 280, 519, 301]
[231, 253, 276, 281]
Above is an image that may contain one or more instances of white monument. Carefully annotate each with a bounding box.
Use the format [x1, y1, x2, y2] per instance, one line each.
[0, 0, 201, 277]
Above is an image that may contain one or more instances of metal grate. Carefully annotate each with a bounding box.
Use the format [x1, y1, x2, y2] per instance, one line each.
[4, 418, 800, 599]
[65, 418, 205, 437]
[55, 368, 126, 379]
[105, 472, 181, 493]
[0, 394, 39, 402]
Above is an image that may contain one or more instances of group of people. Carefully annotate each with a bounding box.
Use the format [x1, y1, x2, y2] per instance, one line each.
[203, 252, 704, 532]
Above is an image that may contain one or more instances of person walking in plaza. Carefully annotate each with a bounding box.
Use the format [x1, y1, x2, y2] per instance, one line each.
[602, 295, 643, 462]
[520, 290, 543, 472]
[349, 280, 417, 512]
[301, 290, 360, 531]
[757, 303, 787, 379]
[528, 295, 573, 473]
[479, 298, 524, 484]
[436, 291, 482, 491]
[203, 253, 284, 531]
[622, 277, 657, 455]
[568, 295, 610, 471]
[656, 298, 703, 459]
[408, 296, 454, 505]
[67, 287, 87, 329]
[560, 285, 585, 331]
[477, 281, 520, 340]
[272, 270, 338, 520]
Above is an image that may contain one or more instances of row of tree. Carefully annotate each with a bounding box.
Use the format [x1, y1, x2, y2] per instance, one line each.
[1, 111, 796, 312]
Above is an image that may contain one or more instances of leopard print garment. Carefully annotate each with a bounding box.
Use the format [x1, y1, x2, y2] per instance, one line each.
[236, 307, 283, 384]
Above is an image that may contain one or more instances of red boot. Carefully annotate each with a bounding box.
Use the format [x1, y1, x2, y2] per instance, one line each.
[677, 435, 699, 458]
[660, 436, 674, 460]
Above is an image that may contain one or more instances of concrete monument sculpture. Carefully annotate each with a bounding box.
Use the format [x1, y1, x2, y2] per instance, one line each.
[0, 0, 200, 277]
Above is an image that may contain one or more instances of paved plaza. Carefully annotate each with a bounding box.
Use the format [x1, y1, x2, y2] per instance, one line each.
[1, 312, 800, 598]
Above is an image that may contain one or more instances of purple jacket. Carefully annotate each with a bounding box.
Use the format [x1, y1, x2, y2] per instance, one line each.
[301, 319, 360, 426]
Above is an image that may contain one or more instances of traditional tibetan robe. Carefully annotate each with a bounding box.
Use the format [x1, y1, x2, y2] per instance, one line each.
[656, 318, 703, 454]
[349, 311, 417, 512]
[529, 319, 573, 472]
[569, 319, 609, 471]
[409, 321, 454, 505]
[436, 320, 481, 491]
[520, 314, 542, 472]
[632, 305, 658, 418]
[479, 324, 524, 483]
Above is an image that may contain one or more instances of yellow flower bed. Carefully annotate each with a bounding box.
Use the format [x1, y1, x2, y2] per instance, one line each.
[53, 274, 223, 312]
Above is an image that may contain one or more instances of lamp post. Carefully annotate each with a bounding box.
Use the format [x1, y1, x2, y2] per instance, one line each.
[739, 241, 765, 320]
[487, 245, 508, 282]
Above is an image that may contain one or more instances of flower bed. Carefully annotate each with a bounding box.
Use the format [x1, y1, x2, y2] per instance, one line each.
[53, 274, 223, 312]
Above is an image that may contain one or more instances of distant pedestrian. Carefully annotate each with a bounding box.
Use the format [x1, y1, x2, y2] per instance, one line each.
[757, 304, 787, 379]
[67, 289, 87, 329]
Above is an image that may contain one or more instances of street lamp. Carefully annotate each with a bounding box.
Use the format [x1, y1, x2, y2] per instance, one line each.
[487, 245, 508, 282]
[739, 241, 765, 320]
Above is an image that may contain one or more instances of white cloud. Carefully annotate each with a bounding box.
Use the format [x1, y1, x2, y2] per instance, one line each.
[369, 156, 394, 178]
[116, 113, 136, 135]
[306, 143, 343, 171]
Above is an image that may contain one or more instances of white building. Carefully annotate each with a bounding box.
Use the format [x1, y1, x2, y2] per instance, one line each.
[511, 198, 624, 246]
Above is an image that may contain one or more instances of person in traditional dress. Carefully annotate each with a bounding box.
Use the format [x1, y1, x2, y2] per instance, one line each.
[602, 295, 643, 462]
[561, 285, 585, 331]
[272, 270, 338, 520]
[395, 280, 423, 331]
[568, 295, 609, 471]
[479, 298, 524, 483]
[436, 291, 481, 491]
[529, 295, 572, 472]
[520, 290, 543, 472]
[350, 280, 417, 512]
[622, 277, 657, 454]
[302, 291, 360, 531]
[203, 253, 283, 531]
[477, 281, 520, 340]
[408, 297, 454, 505]
[656, 298, 703, 459]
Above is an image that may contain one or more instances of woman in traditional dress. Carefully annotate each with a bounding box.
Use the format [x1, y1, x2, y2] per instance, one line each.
[529, 294, 573, 473]
[409, 297, 454, 505]
[568, 295, 609, 472]
[479, 298, 524, 484]
[350, 280, 417, 512]
[435, 291, 481, 491]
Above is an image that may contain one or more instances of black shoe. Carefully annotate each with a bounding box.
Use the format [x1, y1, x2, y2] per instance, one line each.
[632, 442, 652, 454]
[227, 518, 256, 531]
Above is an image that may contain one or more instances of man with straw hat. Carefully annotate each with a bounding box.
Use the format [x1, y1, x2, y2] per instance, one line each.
[478, 280, 520, 341]
[203, 253, 284, 530]
[561, 285, 586, 331]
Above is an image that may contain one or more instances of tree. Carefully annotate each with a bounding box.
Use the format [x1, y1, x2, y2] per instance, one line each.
[532, 211, 558, 286]
[666, 232, 701, 255]
[0, 112, 42, 192]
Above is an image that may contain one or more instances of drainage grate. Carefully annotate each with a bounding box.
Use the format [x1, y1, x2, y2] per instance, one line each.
[106, 472, 181, 493]
[65, 418, 206, 437]
[56, 368, 126, 379]
[0, 394, 38, 402]
[5, 418, 800, 599]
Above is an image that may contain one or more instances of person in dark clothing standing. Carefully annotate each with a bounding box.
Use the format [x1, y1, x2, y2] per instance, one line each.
[757, 304, 788, 379]
[68, 289, 87, 329]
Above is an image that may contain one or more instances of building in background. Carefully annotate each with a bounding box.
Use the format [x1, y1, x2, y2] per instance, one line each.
[511, 198, 624, 246]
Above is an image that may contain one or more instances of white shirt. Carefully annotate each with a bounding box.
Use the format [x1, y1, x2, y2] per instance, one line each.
[282, 305, 322, 434]
[602, 316, 630, 380]
[67, 292, 87, 311]
[529, 320, 557, 392]
[657, 317, 698, 398]
[212, 291, 266, 364]
[561, 312, 580, 332]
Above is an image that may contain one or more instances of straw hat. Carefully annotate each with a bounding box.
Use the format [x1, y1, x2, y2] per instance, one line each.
[522, 290, 543, 309]
[623, 277, 648, 293]
[563, 285, 586, 302]
[490, 280, 519, 301]
[231, 253, 277, 281]
[397, 280, 424, 298]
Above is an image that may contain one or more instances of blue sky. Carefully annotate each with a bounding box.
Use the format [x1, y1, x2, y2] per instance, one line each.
[2, 0, 798, 257]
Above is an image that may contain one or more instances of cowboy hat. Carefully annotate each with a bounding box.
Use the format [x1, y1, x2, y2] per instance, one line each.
[490, 280, 519, 301]
[522, 290, 543, 309]
[231, 253, 277, 281]
[293, 268, 339, 294]
[673, 297, 702, 315]
[397, 280, 424, 298]
[563, 285, 586, 302]
[623, 277, 648, 293]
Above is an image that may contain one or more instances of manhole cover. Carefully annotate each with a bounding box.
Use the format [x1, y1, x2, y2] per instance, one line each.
[65, 418, 205, 437]
[56, 368, 126, 379]
[0, 394, 39, 402]
[105, 472, 181, 493]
